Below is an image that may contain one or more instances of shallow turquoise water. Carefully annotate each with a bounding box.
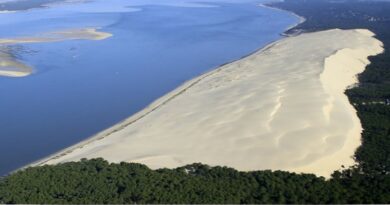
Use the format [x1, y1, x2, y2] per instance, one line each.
[0, 0, 298, 175]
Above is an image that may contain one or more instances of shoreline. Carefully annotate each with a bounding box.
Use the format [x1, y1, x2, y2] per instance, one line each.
[21, 4, 306, 171]
[25, 39, 283, 170]
[259, 3, 306, 37]
[25, 29, 384, 178]
[17, 7, 384, 179]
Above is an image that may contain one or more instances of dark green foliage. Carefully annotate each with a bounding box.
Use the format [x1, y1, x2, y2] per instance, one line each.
[0, 0, 390, 203]
[0, 158, 388, 204]
[0, 158, 359, 204]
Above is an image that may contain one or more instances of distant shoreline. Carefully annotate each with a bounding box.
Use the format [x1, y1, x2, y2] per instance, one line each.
[260, 3, 306, 37]
[0, 0, 66, 12]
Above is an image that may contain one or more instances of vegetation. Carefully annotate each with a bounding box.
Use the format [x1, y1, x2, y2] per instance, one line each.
[0, 0, 389, 203]
[0, 158, 383, 204]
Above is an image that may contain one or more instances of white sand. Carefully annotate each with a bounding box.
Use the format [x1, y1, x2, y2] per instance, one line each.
[37, 29, 383, 178]
[0, 28, 112, 45]
[0, 28, 112, 77]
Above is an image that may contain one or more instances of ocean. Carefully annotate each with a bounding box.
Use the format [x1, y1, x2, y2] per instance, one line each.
[0, 0, 299, 175]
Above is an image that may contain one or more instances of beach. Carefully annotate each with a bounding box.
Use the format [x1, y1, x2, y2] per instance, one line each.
[33, 29, 383, 178]
[0, 28, 111, 77]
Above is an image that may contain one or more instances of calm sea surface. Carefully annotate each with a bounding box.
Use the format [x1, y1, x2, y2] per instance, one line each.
[0, 0, 298, 175]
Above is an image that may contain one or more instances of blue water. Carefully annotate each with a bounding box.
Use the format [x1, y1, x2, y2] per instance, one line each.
[0, 0, 298, 175]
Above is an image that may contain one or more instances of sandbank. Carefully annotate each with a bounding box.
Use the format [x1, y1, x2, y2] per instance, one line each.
[35, 29, 383, 178]
[0, 28, 112, 77]
[0, 50, 32, 77]
[0, 28, 112, 45]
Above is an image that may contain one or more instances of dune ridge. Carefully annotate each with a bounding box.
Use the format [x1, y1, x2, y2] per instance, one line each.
[35, 29, 383, 178]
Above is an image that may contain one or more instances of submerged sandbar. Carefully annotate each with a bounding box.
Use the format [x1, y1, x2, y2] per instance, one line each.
[38, 29, 383, 178]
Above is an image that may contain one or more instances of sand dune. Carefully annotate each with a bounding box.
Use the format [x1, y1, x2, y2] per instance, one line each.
[38, 29, 383, 178]
[0, 28, 111, 77]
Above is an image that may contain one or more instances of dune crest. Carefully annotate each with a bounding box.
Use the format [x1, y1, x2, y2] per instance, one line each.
[39, 29, 383, 178]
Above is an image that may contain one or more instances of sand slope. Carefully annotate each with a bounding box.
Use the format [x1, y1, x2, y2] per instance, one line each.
[40, 29, 383, 178]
